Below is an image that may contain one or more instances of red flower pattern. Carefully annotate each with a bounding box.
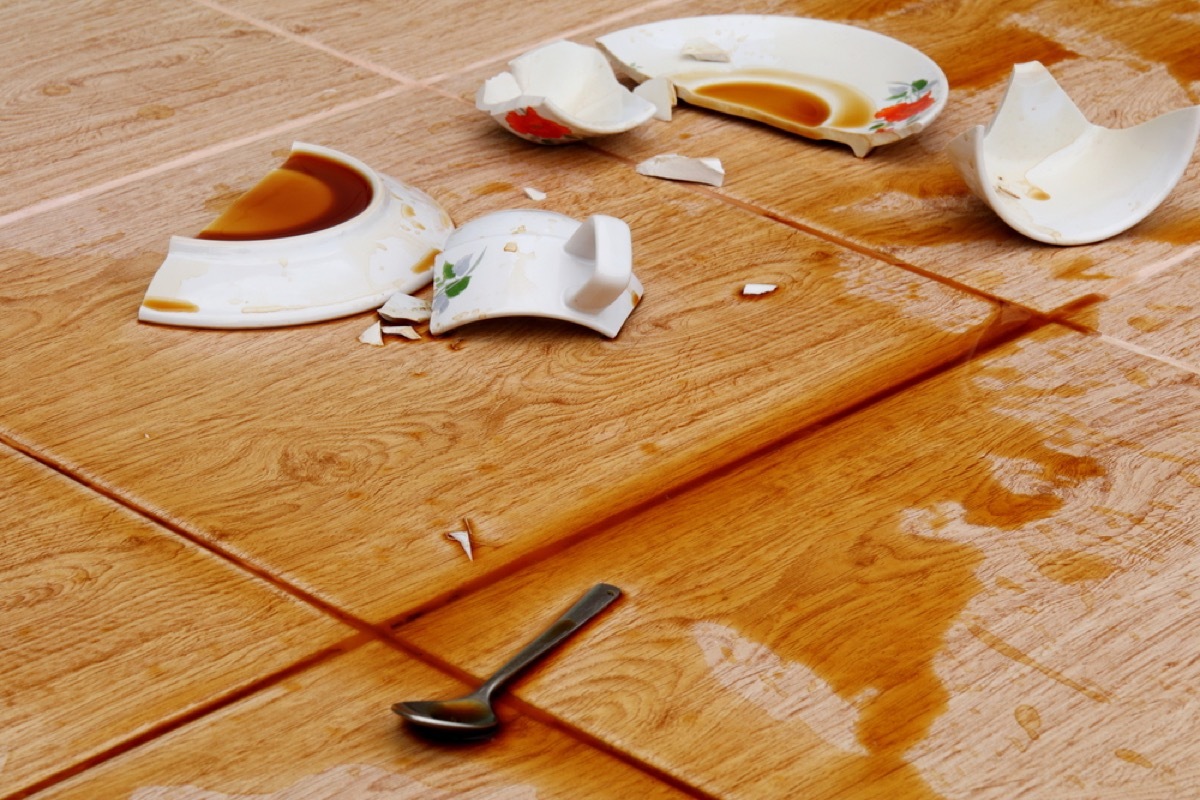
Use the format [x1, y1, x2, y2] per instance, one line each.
[505, 107, 573, 140]
[874, 91, 936, 124]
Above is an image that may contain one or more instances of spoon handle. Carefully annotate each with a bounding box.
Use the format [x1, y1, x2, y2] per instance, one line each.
[479, 583, 622, 699]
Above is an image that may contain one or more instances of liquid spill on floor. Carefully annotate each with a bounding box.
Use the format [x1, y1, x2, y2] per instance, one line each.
[696, 328, 1107, 799]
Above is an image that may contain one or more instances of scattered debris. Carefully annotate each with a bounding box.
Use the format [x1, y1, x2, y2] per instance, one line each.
[358, 320, 384, 346]
[381, 324, 421, 340]
[742, 283, 778, 296]
[523, 187, 547, 201]
[446, 518, 476, 560]
[634, 77, 677, 122]
[636, 154, 725, 187]
[378, 292, 432, 324]
[681, 38, 731, 62]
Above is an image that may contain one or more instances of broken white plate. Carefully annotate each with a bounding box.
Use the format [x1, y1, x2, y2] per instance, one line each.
[597, 15, 947, 157]
[139, 142, 453, 329]
[477, 40, 656, 143]
[947, 61, 1200, 245]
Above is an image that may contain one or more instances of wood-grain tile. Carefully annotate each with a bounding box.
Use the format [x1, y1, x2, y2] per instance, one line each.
[1061, 252, 1200, 373]
[0, 0, 396, 218]
[0, 447, 348, 798]
[35, 641, 693, 799]
[397, 325, 1200, 799]
[0, 86, 996, 624]
[432, 0, 1200, 313]
[208, 0, 675, 82]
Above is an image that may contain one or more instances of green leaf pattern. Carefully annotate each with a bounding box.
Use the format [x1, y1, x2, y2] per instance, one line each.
[433, 250, 483, 313]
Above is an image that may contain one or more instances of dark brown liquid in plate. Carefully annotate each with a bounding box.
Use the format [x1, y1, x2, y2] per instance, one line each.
[197, 152, 372, 241]
[691, 78, 875, 129]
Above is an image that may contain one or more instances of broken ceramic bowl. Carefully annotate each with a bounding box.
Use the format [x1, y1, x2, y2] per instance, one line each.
[597, 15, 947, 157]
[477, 40, 657, 144]
[947, 62, 1200, 245]
[139, 142, 453, 329]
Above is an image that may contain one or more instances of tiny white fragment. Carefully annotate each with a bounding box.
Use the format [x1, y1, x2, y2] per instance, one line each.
[446, 530, 474, 561]
[378, 292, 432, 323]
[381, 325, 421, 340]
[742, 283, 778, 296]
[358, 320, 384, 346]
[681, 38, 731, 62]
[636, 154, 725, 187]
[634, 77, 677, 122]
[523, 187, 547, 201]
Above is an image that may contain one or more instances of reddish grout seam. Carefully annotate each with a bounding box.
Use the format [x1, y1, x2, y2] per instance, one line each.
[417, 0, 684, 86]
[0, 431, 382, 640]
[378, 631, 721, 800]
[383, 303, 1047, 630]
[0, 86, 404, 232]
[1, 634, 371, 800]
[190, 0, 423, 86]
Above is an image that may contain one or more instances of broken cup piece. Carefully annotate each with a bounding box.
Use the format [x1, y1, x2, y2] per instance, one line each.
[946, 61, 1200, 245]
[477, 40, 657, 143]
[431, 210, 642, 338]
[636, 154, 725, 186]
[139, 142, 453, 329]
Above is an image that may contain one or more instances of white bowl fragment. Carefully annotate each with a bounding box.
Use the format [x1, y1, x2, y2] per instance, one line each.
[524, 187, 548, 201]
[636, 154, 725, 186]
[598, 15, 948, 157]
[634, 77, 678, 121]
[947, 61, 1200, 245]
[742, 283, 777, 295]
[139, 142, 453, 329]
[477, 40, 656, 144]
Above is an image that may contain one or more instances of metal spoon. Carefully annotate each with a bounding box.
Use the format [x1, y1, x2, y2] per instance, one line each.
[392, 583, 621, 739]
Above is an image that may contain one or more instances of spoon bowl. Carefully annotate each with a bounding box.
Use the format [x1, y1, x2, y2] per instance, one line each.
[392, 583, 621, 740]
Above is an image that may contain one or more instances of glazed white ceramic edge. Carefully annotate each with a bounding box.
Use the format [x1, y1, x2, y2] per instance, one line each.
[595, 14, 948, 154]
[138, 142, 453, 328]
[476, 41, 656, 141]
[430, 211, 641, 338]
[947, 62, 1200, 245]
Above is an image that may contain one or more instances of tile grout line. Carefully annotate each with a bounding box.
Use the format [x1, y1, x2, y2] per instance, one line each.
[383, 301, 1047, 630]
[0, 428, 716, 799]
[416, 0, 684, 85]
[0, 86, 405, 232]
[1, 633, 374, 800]
[189, 0, 422, 86]
[1096, 333, 1200, 376]
[376, 630, 722, 800]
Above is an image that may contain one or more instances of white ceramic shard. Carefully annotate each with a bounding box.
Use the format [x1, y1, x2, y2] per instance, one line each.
[358, 320, 384, 346]
[742, 283, 777, 295]
[139, 142, 453, 329]
[477, 40, 656, 143]
[523, 187, 547, 201]
[634, 76, 677, 121]
[597, 15, 947, 157]
[378, 292, 431, 323]
[382, 324, 421, 340]
[947, 61, 1200, 245]
[446, 530, 474, 561]
[636, 154, 725, 186]
[682, 38, 731, 62]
